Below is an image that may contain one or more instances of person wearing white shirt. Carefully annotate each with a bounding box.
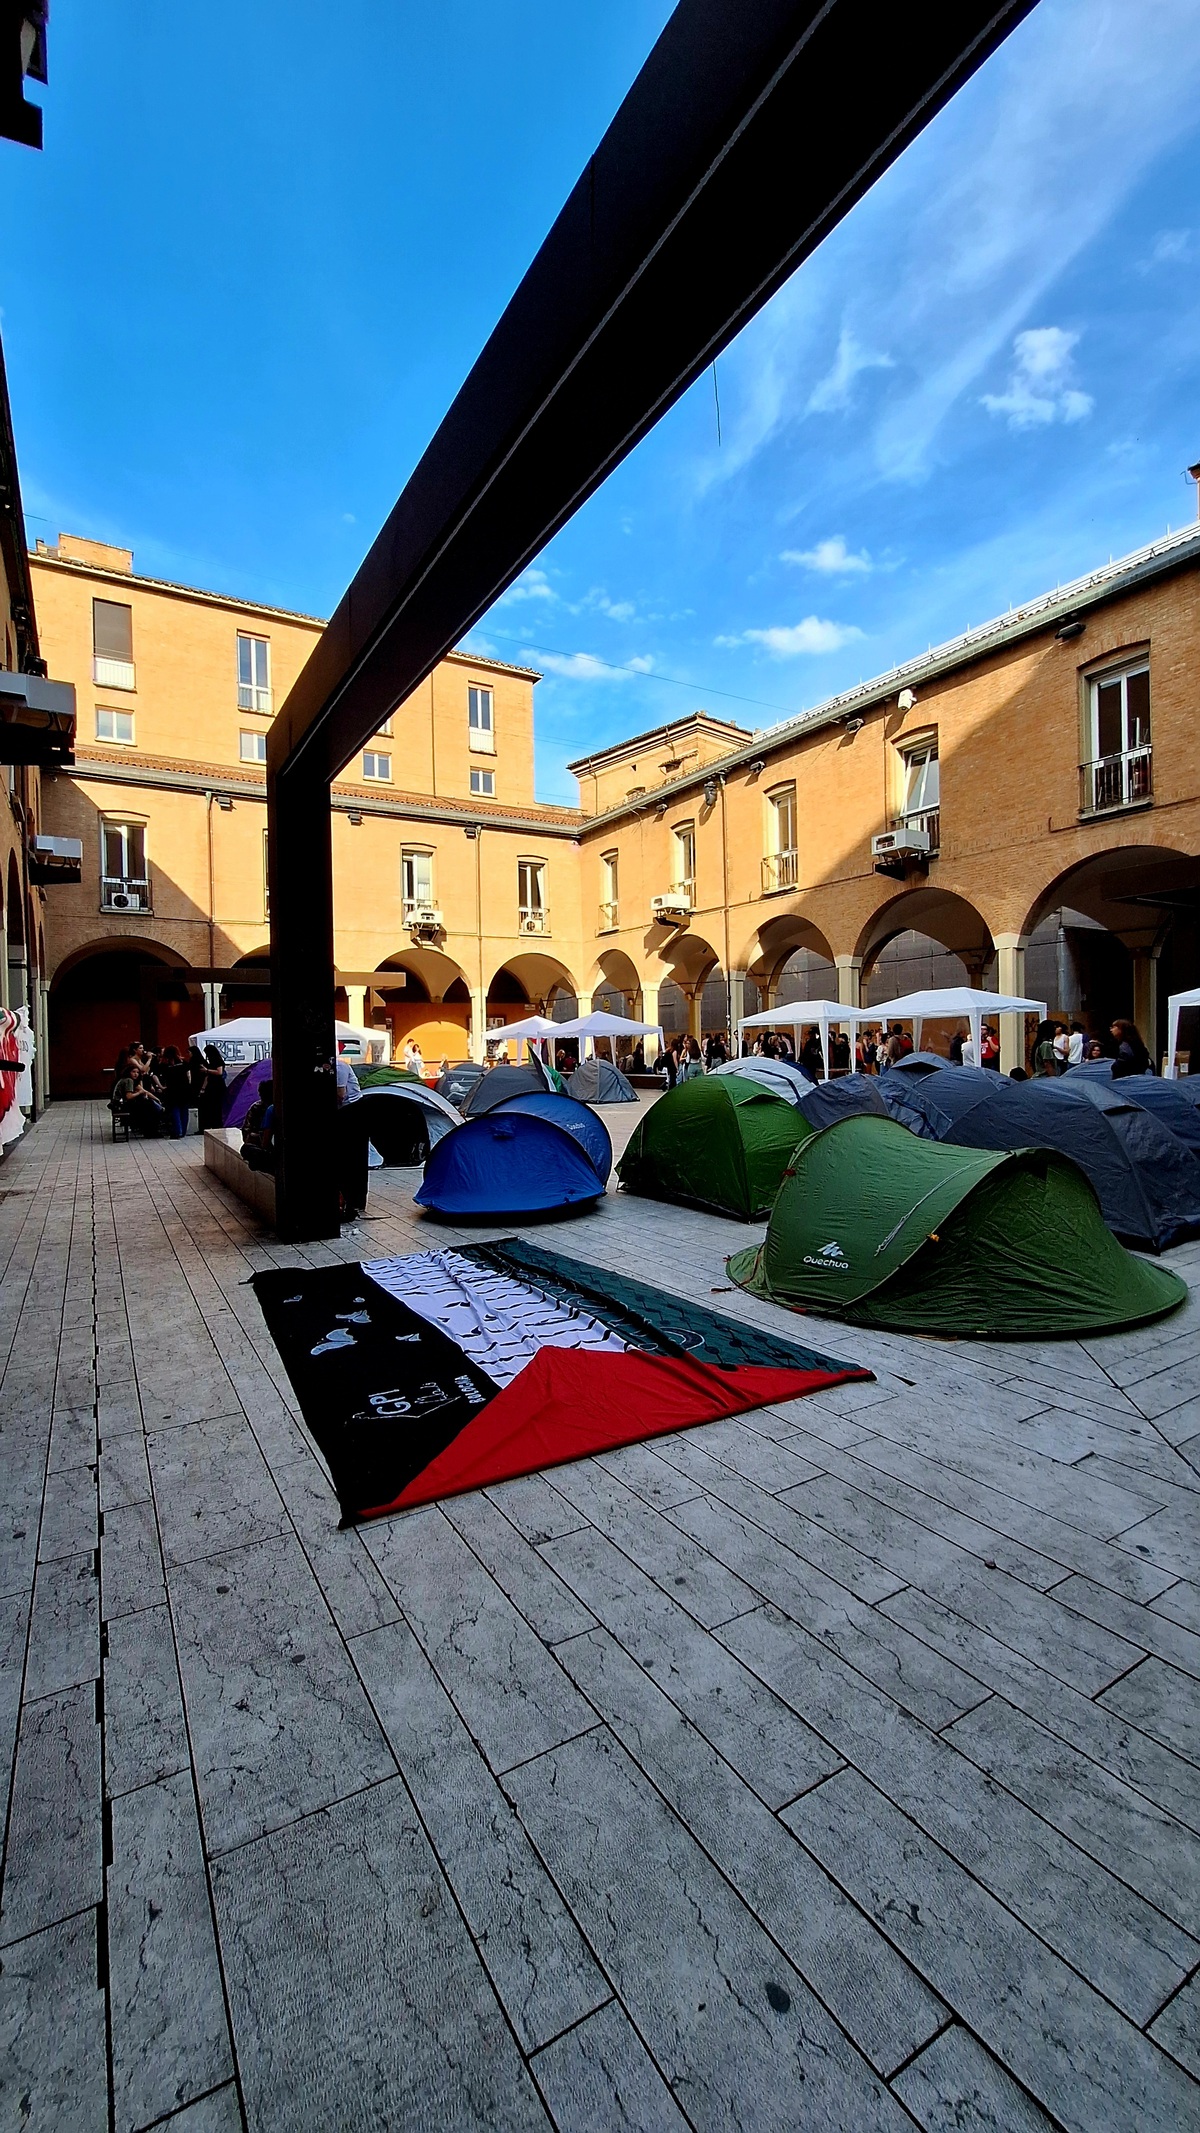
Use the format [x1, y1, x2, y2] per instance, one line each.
[335, 1059, 362, 1104]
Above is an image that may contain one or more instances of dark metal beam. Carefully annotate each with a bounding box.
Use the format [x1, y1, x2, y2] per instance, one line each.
[268, 0, 1039, 1238]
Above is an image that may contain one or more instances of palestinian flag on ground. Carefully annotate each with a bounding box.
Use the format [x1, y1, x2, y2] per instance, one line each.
[252, 1239, 871, 1523]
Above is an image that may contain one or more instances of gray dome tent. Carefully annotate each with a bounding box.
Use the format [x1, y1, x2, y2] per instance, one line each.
[460, 1059, 553, 1116]
[711, 1056, 815, 1105]
[356, 1082, 461, 1165]
[566, 1055, 637, 1105]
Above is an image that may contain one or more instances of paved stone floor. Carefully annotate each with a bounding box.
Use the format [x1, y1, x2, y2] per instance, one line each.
[0, 1098, 1198, 2131]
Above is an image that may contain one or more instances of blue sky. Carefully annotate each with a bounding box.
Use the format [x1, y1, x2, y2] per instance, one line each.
[5, 0, 1200, 803]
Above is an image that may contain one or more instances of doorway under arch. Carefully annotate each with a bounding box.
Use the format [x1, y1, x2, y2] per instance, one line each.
[49, 940, 198, 1097]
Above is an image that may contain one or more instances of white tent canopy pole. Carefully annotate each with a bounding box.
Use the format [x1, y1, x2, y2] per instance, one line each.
[1166, 985, 1200, 1078]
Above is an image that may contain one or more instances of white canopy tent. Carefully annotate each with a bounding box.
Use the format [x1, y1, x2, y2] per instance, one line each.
[494, 1012, 561, 1064]
[194, 1016, 386, 1066]
[737, 986, 1047, 1078]
[1165, 986, 1200, 1078]
[552, 1009, 663, 1059]
[736, 998, 861, 1080]
[869, 987, 1046, 1073]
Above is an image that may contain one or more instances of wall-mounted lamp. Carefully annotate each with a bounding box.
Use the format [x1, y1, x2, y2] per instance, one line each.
[464, 825, 478, 840]
[702, 778, 719, 808]
[843, 717, 864, 735]
[747, 758, 766, 776]
[347, 809, 363, 826]
[216, 794, 235, 811]
[1054, 618, 1085, 643]
[897, 687, 916, 712]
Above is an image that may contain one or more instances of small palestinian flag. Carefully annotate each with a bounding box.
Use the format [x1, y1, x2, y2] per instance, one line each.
[252, 1239, 870, 1522]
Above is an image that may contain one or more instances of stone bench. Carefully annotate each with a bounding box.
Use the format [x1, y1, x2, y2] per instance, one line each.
[204, 1127, 276, 1224]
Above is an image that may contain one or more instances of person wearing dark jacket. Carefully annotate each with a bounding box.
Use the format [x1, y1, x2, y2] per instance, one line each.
[1110, 1018, 1152, 1079]
[159, 1047, 192, 1138]
[197, 1045, 228, 1129]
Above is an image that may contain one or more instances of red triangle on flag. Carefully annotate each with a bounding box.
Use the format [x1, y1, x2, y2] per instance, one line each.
[359, 1344, 867, 1516]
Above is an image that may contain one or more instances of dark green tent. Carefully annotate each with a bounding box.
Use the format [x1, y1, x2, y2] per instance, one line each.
[616, 1073, 812, 1219]
[728, 1114, 1186, 1337]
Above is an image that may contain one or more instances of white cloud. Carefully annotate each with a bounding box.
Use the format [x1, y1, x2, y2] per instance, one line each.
[781, 535, 872, 575]
[579, 586, 638, 622]
[806, 329, 894, 415]
[717, 618, 863, 657]
[526, 648, 652, 682]
[1141, 227, 1194, 269]
[981, 326, 1094, 430]
[502, 567, 557, 603]
[698, 0, 1200, 485]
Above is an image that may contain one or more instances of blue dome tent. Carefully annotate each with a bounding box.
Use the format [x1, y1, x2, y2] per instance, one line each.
[491, 1091, 613, 1185]
[1066, 1060, 1200, 1152]
[880, 1066, 1200, 1252]
[415, 1109, 607, 1216]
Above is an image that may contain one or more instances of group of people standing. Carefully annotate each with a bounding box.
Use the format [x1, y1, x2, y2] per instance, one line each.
[1031, 1017, 1152, 1079]
[110, 1041, 229, 1137]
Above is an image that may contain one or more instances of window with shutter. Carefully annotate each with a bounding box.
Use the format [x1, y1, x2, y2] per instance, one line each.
[93, 600, 135, 689]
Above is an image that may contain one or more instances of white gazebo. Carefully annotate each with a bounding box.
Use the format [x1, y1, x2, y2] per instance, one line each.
[493, 1012, 561, 1064]
[1165, 986, 1200, 1078]
[552, 1009, 663, 1059]
[870, 987, 1046, 1073]
[736, 999, 862, 1080]
[194, 1016, 386, 1066]
[738, 985, 1048, 1079]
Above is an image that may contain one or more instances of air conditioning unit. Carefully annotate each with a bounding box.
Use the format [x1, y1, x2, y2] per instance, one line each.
[651, 893, 691, 924]
[871, 829, 929, 860]
[520, 914, 546, 934]
[108, 890, 141, 912]
[407, 904, 443, 931]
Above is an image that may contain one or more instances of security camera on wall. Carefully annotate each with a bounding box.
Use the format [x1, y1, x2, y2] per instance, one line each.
[897, 687, 916, 712]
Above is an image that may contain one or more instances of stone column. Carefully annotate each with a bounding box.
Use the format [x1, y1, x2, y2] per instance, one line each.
[34, 978, 49, 1115]
[201, 981, 221, 1031]
[835, 956, 862, 1007]
[687, 987, 703, 1041]
[727, 969, 747, 1049]
[995, 935, 1027, 1076]
[639, 979, 661, 1053]
[470, 985, 487, 1062]
[1131, 949, 1158, 1066]
[343, 985, 366, 1032]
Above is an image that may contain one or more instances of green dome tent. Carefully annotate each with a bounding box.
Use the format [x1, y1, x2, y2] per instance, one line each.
[617, 1073, 812, 1219]
[728, 1114, 1186, 1337]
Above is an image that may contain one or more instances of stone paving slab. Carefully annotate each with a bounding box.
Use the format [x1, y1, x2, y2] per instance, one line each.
[0, 1102, 1196, 2129]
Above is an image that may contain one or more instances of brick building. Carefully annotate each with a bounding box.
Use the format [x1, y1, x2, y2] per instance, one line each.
[32, 518, 1200, 1094]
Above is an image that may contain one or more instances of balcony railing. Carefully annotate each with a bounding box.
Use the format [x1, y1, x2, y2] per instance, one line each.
[93, 656, 135, 691]
[101, 876, 151, 914]
[761, 848, 798, 893]
[1080, 747, 1152, 815]
[899, 807, 940, 853]
[597, 900, 619, 932]
[519, 905, 550, 935]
